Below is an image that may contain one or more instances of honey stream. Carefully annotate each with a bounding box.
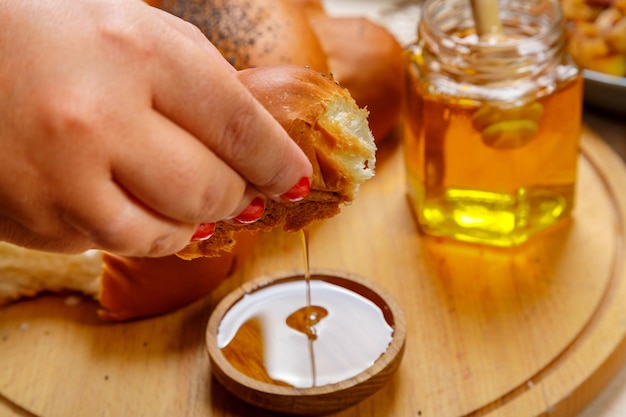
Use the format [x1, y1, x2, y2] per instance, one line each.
[281, 228, 325, 385]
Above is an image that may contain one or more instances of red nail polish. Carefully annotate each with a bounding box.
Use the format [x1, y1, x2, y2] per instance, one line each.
[233, 197, 265, 224]
[191, 223, 216, 241]
[281, 177, 311, 202]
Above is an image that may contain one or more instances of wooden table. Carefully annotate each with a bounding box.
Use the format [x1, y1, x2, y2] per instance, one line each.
[2, 1, 626, 414]
[1, 117, 626, 417]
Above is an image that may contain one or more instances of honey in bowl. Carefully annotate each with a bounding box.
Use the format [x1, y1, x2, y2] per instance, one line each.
[217, 277, 395, 388]
[206, 271, 406, 415]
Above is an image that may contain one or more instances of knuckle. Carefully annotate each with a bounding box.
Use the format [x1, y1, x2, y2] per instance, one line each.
[216, 104, 294, 190]
[98, 11, 156, 62]
[93, 224, 186, 258]
[78, 205, 186, 257]
[35, 87, 99, 141]
[184, 21, 207, 45]
[218, 103, 260, 165]
[160, 165, 243, 223]
[145, 233, 186, 257]
[200, 183, 244, 221]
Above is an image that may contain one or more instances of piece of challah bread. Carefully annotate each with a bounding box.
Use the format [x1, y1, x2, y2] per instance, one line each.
[0, 65, 376, 320]
[178, 65, 376, 259]
[154, 0, 405, 143]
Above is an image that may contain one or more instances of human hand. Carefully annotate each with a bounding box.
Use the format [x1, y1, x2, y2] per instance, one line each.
[0, 0, 312, 257]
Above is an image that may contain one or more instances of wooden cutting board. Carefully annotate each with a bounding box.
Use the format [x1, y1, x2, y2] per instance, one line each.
[1, 126, 626, 417]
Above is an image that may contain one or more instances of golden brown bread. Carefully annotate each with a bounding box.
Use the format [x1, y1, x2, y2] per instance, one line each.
[156, 0, 329, 71]
[306, 16, 406, 143]
[153, 0, 405, 142]
[177, 65, 376, 259]
[97, 230, 257, 321]
[287, 0, 325, 16]
[284, 0, 406, 142]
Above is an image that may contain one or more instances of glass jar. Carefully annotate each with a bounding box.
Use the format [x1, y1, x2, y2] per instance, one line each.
[404, 0, 582, 247]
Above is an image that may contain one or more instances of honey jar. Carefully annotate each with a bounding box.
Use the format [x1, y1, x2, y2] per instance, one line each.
[404, 0, 582, 247]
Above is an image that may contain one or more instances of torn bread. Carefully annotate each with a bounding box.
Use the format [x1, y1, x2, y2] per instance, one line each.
[177, 65, 376, 259]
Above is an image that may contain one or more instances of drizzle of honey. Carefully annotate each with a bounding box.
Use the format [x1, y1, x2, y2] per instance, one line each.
[217, 228, 394, 388]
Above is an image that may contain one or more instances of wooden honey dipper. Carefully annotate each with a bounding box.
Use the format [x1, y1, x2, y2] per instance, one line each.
[470, 0, 505, 42]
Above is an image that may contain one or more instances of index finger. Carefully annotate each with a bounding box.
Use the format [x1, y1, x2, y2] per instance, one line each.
[148, 7, 313, 198]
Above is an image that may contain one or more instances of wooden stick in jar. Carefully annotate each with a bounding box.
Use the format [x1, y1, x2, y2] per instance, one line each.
[470, 0, 505, 41]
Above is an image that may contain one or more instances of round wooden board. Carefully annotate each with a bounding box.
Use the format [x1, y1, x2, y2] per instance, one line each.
[1, 126, 626, 417]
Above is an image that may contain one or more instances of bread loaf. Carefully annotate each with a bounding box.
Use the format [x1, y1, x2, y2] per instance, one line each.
[157, 0, 329, 71]
[306, 16, 406, 143]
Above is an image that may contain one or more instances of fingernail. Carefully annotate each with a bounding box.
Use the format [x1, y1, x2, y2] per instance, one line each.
[233, 197, 265, 224]
[280, 177, 311, 202]
[191, 223, 216, 241]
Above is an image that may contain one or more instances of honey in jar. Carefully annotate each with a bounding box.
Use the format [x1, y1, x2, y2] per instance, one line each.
[404, 0, 583, 247]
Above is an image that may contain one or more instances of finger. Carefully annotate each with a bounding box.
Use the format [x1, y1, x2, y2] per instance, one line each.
[110, 109, 248, 224]
[223, 184, 266, 225]
[59, 179, 197, 258]
[146, 11, 313, 197]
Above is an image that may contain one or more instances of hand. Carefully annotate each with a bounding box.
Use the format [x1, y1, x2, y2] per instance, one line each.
[0, 0, 312, 257]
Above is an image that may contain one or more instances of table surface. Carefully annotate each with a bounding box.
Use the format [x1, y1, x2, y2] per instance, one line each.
[0, 105, 626, 417]
[345, 0, 626, 412]
[350, 1, 626, 411]
[576, 107, 626, 417]
[326, 1, 626, 412]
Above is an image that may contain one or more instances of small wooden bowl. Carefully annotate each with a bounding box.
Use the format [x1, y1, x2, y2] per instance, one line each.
[206, 270, 406, 415]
